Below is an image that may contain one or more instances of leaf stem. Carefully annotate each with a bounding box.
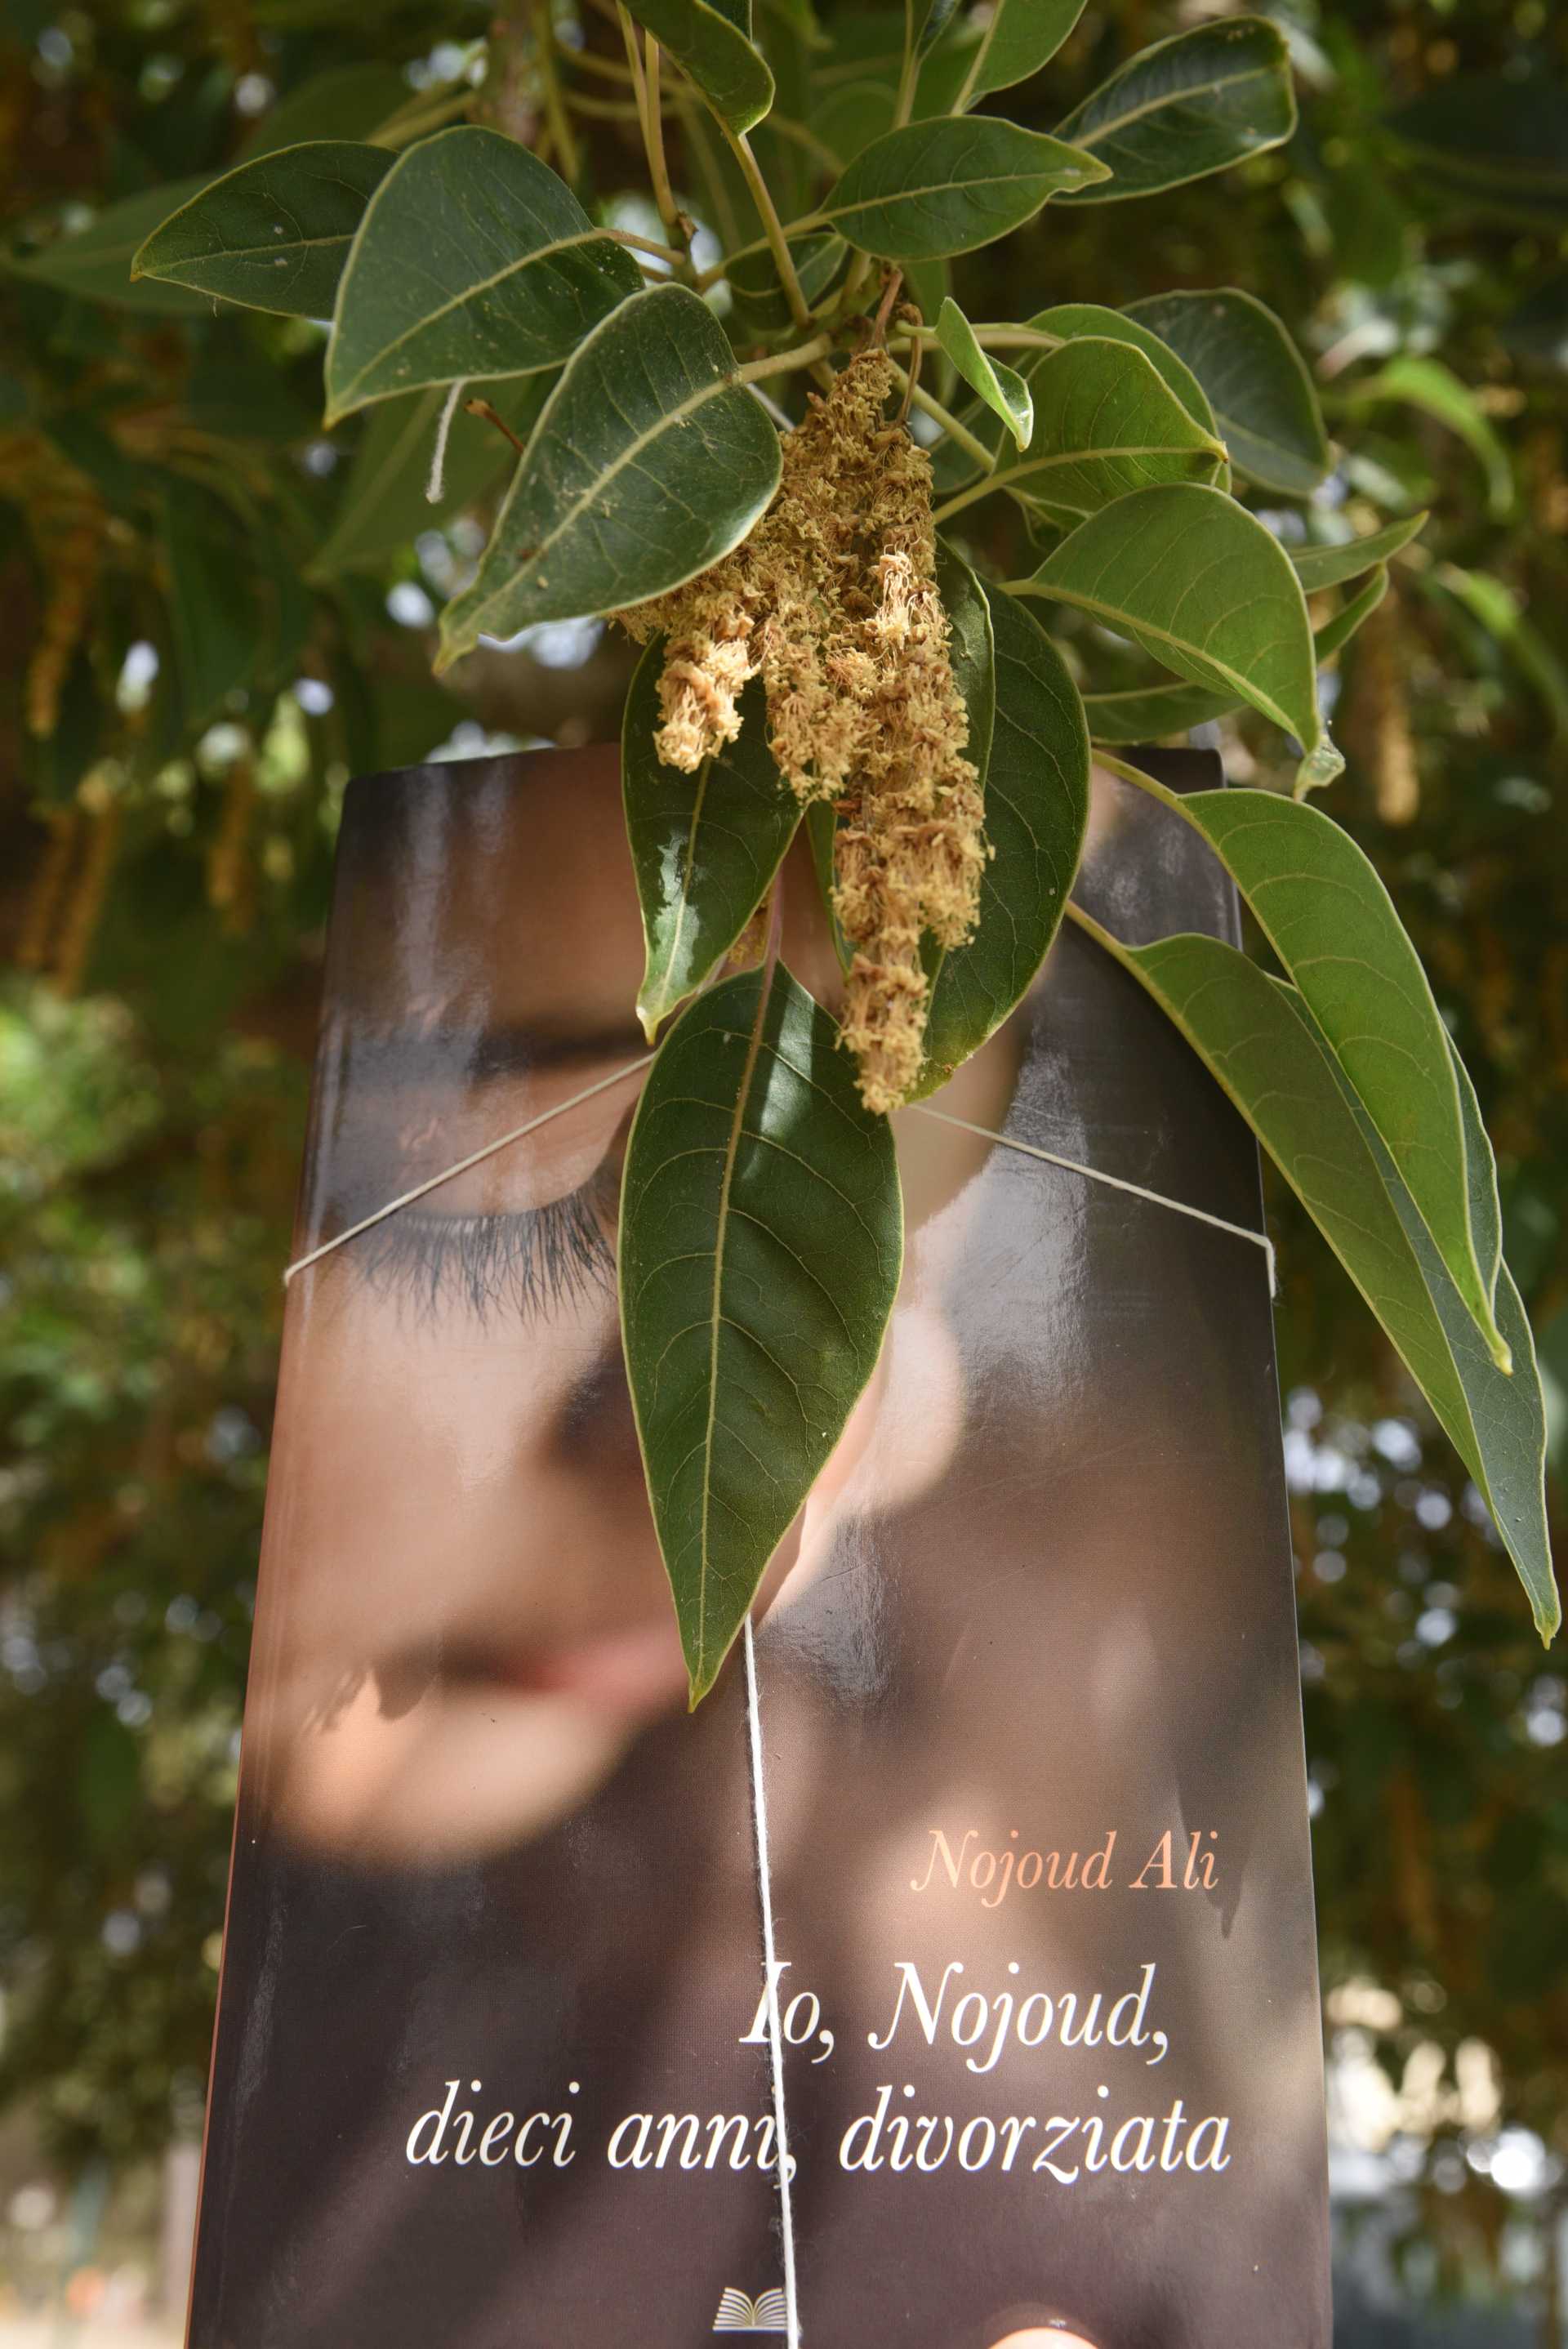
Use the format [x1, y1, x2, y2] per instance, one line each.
[893, 0, 920, 127]
[642, 38, 686, 250]
[608, 225, 691, 265]
[737, 334, 835, 382]
[722, 126, 817, 337]
[374, 89, 474, 149]
[895, 324, 1067, 354]
[534, 0, 582, 185]
[884, 363, 996, 470]
[1088, 749, 1183, 809]
[616, 4, 675, 221]
[565, 88, 652, 120]
[1062, 898, 1130, 966]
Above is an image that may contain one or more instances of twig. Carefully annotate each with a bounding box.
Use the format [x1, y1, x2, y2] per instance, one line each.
[736, 334, 835, 383]
[534, 0, 581, 184]
[884, 359, 994, 470]
[721, 125, 816, 339]
[463, 397, 529, 455]
[642, 38, 684, 249]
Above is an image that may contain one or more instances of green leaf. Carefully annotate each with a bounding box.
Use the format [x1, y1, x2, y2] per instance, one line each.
[820, 117, 1110, 261]
[727, 229, 846, 338]
[1432, 561, 1568, 735]
[622, 647, 800, 1038]
[309, 380, 548, 579]
[1128, 773, 1511, 1366]
[915, 583, 1089, 1094]
[162, 477, 261, 725]
[1027, 303, 1218, 435]
[1026, 484, 1340, 786]
[325, 127, 643, 421]
[1087, 922, 1555, 1638]
[936, 298, 1031, 449]
[928, 302, 1220, 496]
[803, 802, 852, 972]
[7, 178, 213, 313]
[1080, 571, 1387, 742]
[1311, 565, 1388, 661]
[439, 284, 782, 663]
[937, 538, 995, 787]
[1386, 75, 1568, 228]
[984, 335, 1227, 525]
[131, 141, 392, 319]
[916, 0, 962, 57]
[1345, 354, 1515, 521]
[951, 0, 1086, 106]
[236, 62, 412, 158]
[620, 965, 903, 1699]
[1123, 288, 1330, 495]
[621, 0, 776, 131]
[814, 78, 898, 167]
[1290, 511, 1427, 593]
[1053, 18, 1296, 204]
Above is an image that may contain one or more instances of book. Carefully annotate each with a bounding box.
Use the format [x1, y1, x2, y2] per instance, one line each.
[185, 742, 1330, 2347]
[713, 2285, 788, 2332]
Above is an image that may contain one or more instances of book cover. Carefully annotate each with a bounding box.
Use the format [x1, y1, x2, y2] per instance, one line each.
[187, 743, 1330, 2348]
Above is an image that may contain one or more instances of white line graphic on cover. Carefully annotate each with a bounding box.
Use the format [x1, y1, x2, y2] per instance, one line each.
[714, 2284, 788, 2331]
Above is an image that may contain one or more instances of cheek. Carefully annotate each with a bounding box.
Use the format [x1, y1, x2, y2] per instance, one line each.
[273, 1284, 635, 1641]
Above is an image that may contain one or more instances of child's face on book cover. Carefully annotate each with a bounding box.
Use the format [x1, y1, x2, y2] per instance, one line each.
[247, 755, 1017, 1862]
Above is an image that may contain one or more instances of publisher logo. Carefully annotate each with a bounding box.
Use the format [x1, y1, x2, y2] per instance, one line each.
[713, 2285, 787, 2332]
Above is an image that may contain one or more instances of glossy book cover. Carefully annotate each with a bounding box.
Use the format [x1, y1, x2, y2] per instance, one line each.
[187, 744, 1331, 2349]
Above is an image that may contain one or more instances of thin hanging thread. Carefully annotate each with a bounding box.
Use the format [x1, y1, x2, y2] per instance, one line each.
[743, 1618, 802, 2346]
[281, 1057, 653, 1286]
[911, 1104, 1277, 1295]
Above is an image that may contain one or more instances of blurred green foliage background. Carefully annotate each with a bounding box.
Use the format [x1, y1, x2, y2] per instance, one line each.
[0, 0, 1565, 2332]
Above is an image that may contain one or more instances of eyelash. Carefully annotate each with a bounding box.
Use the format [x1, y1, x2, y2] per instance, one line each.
[355, 1162, 618, 1325]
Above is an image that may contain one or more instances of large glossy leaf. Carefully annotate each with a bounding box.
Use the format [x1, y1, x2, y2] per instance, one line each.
[1386, 76, 1568, 228]
[1127, 773, 1510, 1365]
[987, 337, 1227, 524]
[1027, 304, 1218, 435]
[1291, 511, 1426, 593]
[131, 141, 392, 319]
[931, 303, 1220, 497]
[621, 0, 776, 131]
[1080, 571, 1388, 741]
[308, 380, 549, 579]
[1085, 922, 1555, 1638]
[1123, 288, 1330, 495]
[7, 178, 212, 314]
[622, 647, 800, 1038]
[937, 297, 1031, 449]
[951, 0, 1087, 106]
[325, 128, 643, 421]
[820, 118, 1110, 261]
[439, 283, 782, 664]
[915, 584, 1089, 1094]
[1026, 484, 1341, 786]
[620, 965, 903, 1699]
[1053, 19, 1296, 204]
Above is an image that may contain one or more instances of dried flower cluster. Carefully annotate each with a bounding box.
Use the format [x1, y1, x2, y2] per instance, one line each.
[616, 351, 986, 1113]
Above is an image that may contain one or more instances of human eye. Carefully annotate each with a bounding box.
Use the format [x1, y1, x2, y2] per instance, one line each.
[352, 1145, 621, 1325]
